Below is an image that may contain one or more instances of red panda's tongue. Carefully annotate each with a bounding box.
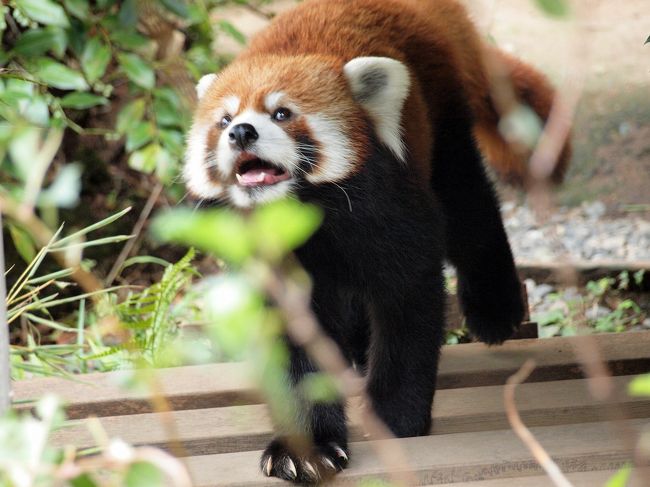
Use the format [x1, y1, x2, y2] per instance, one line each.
[236, 167, 290, 186]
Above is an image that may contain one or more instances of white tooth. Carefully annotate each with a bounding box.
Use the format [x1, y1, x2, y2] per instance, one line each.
[236, 174, 243, 184]
[286, 458, 297, 479]
[254, 172, 265, 182]
[263, 455, 273, 476]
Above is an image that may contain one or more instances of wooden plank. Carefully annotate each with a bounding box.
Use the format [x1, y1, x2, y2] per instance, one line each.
[516, 259, 650, 290]
[428, 469, 650, 487]
[51, 375, 650, 456]
[14, 331, 650, 418]
[185, 419, 644, 486]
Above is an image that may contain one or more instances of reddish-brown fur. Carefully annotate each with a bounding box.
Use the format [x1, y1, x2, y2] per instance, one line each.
[208, 0, 570, 186]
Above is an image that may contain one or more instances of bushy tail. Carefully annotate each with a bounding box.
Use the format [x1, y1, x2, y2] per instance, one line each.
[473, 48, 571, 186]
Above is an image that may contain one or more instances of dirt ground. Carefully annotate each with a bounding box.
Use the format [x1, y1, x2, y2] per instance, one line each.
[213, 0, 650, 215]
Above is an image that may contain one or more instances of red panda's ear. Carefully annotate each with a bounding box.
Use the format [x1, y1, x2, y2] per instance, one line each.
[196, 73, 218, 100]
[343, 57, 410, 162]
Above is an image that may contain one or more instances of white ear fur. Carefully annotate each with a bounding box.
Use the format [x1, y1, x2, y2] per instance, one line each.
[343, 57, 410, 162]
[196, 73, 218, 100]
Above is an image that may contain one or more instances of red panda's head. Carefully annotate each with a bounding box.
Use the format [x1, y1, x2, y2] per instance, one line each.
[184, 55, 410, 207]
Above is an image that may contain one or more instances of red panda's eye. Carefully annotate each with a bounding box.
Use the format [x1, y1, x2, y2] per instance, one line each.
[273, 107, 291, 122]
[219, 115, 232, 129]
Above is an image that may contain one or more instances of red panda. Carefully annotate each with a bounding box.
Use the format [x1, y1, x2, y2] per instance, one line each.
[184, 0, 563, 482]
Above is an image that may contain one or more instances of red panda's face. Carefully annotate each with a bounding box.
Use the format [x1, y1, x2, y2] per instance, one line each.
[184, 55, 410, 207]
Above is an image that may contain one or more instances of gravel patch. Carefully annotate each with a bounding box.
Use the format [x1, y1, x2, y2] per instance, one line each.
[502, 201, 650, 262]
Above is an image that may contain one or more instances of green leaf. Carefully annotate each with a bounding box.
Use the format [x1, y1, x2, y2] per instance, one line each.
[60, 92, 108, 109]
[629, 373, 650, 397]
[125, 121, 154, 151]
[116, 99, 146, 133]
[159, 0, 188, 18]
[125, 462, 163, 487]
[252, 200, 322, 260]
[13, 27, 67, 58]
[128, 143, 169, 174]
[153, 94, 180, 127]
[217, 20, 246, 45]
[118, 0, 139, 28]
[159, 129, 184, 156]
[81, 37, 111, 83]
[16, 0, 70, 27]
[70, 473, 98, 487]
[533, 0, 570, 17]
[64, 0, 89, 20]
[39, 163, 81, 208]
[301, 373, 339, 403]
[8, 224, 37, 263]
[32, 58, 88, 90]
[152, 209, 254, 264]
[117, 53, 155, 89]
[605, 463, 632, 487]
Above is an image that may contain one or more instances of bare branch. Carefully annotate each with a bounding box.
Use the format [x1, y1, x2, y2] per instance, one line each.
[505, 360, 575, 487]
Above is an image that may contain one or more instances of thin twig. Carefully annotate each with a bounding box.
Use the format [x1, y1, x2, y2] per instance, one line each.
[105, 182, 164, 286]
[504, 359, 575, 487]
[263, 264, 417, 487]
[0, 194, 103, 294]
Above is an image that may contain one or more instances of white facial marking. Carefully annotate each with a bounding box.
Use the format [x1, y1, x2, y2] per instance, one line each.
[196, 73, 218, 99]
[343, 57, 410, 162]
[264, 92, 286, 112]
[223, 95, 240, 115]
[184, 114, 224, 199]
[304, 114, 355, 183]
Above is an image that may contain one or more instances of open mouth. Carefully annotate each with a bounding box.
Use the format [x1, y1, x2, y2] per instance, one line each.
[234, 153, 291, 187]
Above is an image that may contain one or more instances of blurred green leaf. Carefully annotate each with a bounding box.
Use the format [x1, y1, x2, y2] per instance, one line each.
[60, 92, 108, 109]
[125, 121, 154, 151]
[32, 58, 89, 90]
[152, 208, 254, 264]
[125, 462, 163, 487]
[64, 0, 89, 20]
[301, 373, 339, 403]
[159, 129, 184, 156]
[128, 143, 169, 174]
[153, 95, 180, 127]
[159, 0, 188, 18]
[13, 27, 67, 58]
[252, 200, 322, 261]
[16, 0, 70, 28]
[116, 99, 146, 133]
[110, 30, 150, 50]
[8, 224, 37, 263]
[629, 373, 650, 397]
[118, 0, 138, 28]
[605, 463, 632, 487]
[70, 473, 98, 487]
[533, 0, 569, 17]
[217, 20, 246, 45]
[39, 163, 82, 208]
[81, 37, 111, 83]
[117, 53, 155, 89]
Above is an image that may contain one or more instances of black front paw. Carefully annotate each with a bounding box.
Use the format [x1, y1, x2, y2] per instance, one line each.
[459, 276, 525, 345]
[260, 437, 349, 484]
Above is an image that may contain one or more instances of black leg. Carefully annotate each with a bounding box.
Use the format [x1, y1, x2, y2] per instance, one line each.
[366, 268, 445, 437]
[431, 107, 525, 344]
[260, 285, 352, 484]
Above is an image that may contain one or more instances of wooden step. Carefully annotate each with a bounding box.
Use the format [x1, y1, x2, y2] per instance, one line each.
[14, 331, 650, 419]
[429, 469, 650, 487]
[184, 419, 644, 486]
[52, 375, 650, 456]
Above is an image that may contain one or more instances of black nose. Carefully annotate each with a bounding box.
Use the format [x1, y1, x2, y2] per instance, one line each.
[229, 123, 258, 150]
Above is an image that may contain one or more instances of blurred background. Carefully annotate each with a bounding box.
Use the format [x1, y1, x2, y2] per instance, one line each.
[1, 0, 649, 375]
